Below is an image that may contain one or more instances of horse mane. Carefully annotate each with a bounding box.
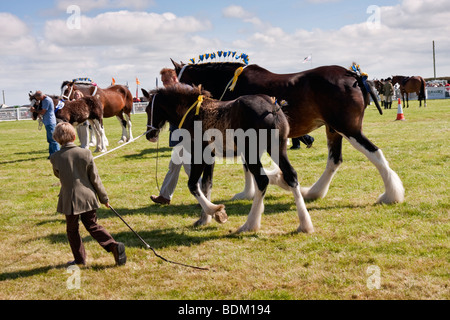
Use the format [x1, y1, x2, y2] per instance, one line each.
[152, 85, 212, 101]
[48, 94, 61, 100]
[187, 61, 246, 70]
[61, 81, 72, 90]
[151, 85, 216, 119]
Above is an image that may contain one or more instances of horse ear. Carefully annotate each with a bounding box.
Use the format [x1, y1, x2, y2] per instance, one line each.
[141, 89, 150, 99]
[171, 58, 182, 72]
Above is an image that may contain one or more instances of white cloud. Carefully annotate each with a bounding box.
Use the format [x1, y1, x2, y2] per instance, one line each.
[381, 0, 450, 29]
[222, 5, 252, 19]
[1, 0, 450, 106]
[222, 5, 263, 27]
[56, 0, 155, 12]
[218, 1, 450, 81]
[0, 13, 29, 40]
[45, 11, 210, 47]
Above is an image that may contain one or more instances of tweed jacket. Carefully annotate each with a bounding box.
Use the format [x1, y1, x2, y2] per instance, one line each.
[50, 143, 108, 215]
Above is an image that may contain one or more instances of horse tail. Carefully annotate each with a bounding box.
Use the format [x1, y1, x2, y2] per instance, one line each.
[357, 76, 383, 115]
[419, 77, 426, 101]
[269, 97, 290, 138]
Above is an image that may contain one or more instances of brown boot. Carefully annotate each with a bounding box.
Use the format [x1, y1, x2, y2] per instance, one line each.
[111, 242, 126, 266]
[150, 195, 170, 205]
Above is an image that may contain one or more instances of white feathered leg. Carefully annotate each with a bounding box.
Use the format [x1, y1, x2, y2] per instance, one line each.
[116, 115, 128, 144]
[293, 185, 314, 233]
[301, 157, 340, 200]
[125, 113, 133, 142]
[90, 119, 107, 153]
[346, 137, 404, 204]
[238, 188, 265, 232]
[232, 163, 256, 200]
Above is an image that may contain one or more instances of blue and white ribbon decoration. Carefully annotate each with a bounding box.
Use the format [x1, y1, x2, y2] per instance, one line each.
[190, 51, 250, 65]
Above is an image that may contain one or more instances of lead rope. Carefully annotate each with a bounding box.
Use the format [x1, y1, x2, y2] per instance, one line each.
[109, 205, 209, 271]
[155, 137, 161, 193]
[146, 94, 161, 192]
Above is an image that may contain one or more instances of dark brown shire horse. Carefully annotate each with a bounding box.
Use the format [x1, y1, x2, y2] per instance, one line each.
[172, 61, 404, 204]
[392, 75, 427, 108]
[29, 92, 107, 152]
[142, 85, 314, 233]
[61, 81, 134, 143]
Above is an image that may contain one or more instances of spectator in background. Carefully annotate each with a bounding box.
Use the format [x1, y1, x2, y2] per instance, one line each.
[290, 135, 315, 150]
[30, 91, 60, 158]
[383, 78, 394, 109]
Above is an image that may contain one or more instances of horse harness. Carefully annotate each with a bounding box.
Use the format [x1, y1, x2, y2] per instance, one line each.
[62, 82, 98, 100]
[147, 93, 205, 132]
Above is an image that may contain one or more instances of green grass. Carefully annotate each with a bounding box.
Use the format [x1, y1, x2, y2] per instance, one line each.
[0, 100, 448, 300]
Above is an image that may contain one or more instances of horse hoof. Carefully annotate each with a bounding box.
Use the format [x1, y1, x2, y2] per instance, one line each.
[231, 192, 254, 201]
[237, 223, 259, 233]
[376, 192, 404, 205]
[300, 186, 324, 201]
[297, 224, 314, 234]
[193, 214, 212, 227]
[213, 205, 227, 224]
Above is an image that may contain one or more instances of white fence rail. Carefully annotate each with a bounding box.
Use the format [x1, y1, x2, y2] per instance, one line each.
[0, 102, 149, 122]
[1, 87, 449, 122]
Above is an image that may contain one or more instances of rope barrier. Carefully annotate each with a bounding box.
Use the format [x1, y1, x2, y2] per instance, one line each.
[93, 129, 151, 160]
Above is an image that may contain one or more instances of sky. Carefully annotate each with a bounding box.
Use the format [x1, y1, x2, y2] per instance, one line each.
[1, 0, 449, 106]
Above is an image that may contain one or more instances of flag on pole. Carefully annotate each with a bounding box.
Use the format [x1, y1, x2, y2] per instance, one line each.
[112, 77, 116, 85]
[136, 77, 141, 85]
[302, 55, 312, 63]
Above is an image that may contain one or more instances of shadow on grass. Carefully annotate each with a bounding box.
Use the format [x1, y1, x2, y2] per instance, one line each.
[0, 264, 65, 282]
[38, 198, 369, 249]
[0, 262, 118, 282]
[122, 146, 172, 160]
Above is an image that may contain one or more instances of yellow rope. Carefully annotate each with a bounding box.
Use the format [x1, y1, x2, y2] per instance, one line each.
[228, 66, 244, 91]
[178, 95, 204, 129]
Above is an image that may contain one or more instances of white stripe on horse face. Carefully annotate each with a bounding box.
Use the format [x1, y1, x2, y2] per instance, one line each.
[30, 98, 38, 107]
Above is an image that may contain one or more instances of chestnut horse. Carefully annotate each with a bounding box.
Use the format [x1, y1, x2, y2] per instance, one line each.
[142, 85, 314, 233]
[392, 75, 427, 108]
[61, 81, 134, 143]
[172, 60, 404, 205]
[29, 92, 107, 152]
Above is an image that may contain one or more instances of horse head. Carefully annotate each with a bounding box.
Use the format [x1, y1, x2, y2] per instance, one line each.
[142, 88, 167, 142]
[61, 81, 75, 100]
[142, 85, 211, 142]
[170, 58, 185, 75]
[391, 76, 404, 86]
[28, 91, 42, 120]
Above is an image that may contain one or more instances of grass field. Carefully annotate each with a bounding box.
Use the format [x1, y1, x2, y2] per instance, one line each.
[0, 99, 448, 300]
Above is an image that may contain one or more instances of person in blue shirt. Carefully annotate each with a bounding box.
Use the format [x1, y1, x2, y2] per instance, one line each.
[30, 91, 60, 158]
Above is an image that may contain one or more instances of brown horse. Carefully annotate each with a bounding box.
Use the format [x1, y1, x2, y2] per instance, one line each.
[29, 92, 107, 152]
[142, 85, 314, 233]
[392, 75, 427, 108]
[61, 81, 134, 143]
[172, 60, 404, 205]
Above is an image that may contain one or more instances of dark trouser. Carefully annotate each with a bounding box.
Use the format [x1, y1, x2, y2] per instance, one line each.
[65, 210, 116, 264]
[291, 135, 315, 148]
